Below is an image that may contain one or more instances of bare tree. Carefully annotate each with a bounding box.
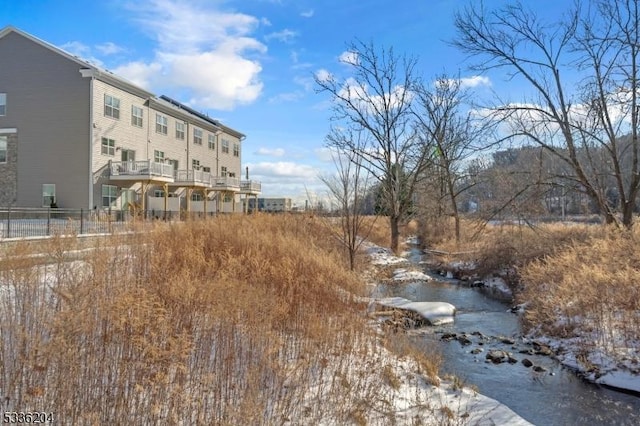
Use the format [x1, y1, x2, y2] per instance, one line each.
[413, 74, 493, 243]
[320, 128, 374, 270]
[315, 40, 428, 252]
[452, 0, 640, 228]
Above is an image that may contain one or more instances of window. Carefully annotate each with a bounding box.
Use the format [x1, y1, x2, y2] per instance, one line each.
[208, 134, 215, 150]
[131, 106, 143, 127]
[233, 143, 240, 157]
[102, 185, 118, 208]
[192, 159, 200, 170]
[193, 128, 203, 145]
[167, 159, 179, 170]
[153, 189, 164, 197]
[0, 93, 6, 116]
[104, 94, 120, 119]
[42, 184, 55, 207]
[221, 166, 227, 177]
[202, 166, 211, 173]
[156, 114, 168, 134]
[121, 149, 135, 162]
[154, 150, 165, 163]
[191, 193, 203, 201]
[222, 139, 230, 154]
[176, 122, 185, 140]
[101, 137, 115, 156]
[0, 136, 6, 163]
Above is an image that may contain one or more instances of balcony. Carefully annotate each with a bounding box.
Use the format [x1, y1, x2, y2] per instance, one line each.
[210, 176, 240, 192]
[240, 180, 261, 194]
[110, 160, 174, 182]
[172, 169, 212, 188]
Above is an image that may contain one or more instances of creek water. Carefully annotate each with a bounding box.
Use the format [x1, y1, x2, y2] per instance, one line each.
[373, 248, 640, 425]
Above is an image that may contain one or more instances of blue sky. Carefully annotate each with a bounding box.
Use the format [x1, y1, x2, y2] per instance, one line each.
[0, 0, 568, 206]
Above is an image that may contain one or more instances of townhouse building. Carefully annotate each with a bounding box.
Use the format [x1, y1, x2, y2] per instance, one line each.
[0, 26, 260, 214]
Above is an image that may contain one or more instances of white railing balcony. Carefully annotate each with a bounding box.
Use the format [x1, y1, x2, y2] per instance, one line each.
[110, 160, 174, 181]
[210, 176, 240, 191]
[240, 180, 261, 194]
[174, 169, 212, 186]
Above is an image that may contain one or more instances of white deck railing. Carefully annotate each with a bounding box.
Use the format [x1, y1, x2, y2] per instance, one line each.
[175, 169, 212, 185]
[110, 160, 174, 179]
[211, 176, 240, 190]
[240, 180, 261, 193]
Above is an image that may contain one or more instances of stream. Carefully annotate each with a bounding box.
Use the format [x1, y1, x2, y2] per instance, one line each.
[373, 247, 640, 425]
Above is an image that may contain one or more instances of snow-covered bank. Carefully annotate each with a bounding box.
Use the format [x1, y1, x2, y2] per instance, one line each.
[525, 333, 640, 395]
[424, 243, 640, 396]
[364, 239, 532, 424]
[377, 297, 456, 326]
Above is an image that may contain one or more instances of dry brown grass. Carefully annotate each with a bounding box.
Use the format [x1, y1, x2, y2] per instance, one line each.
[0, 214, 447, 425]
[519, 226, 640, 349]
[423, 218, 603, 280]
[423, 216, 640, 356]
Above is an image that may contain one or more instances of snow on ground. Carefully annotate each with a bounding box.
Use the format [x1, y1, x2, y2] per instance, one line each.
[392, 268, 432, 282]
[298, 333, 532, 426]
[377, 296, 456, 326]
[362, 240, 532, 424]
[481, 276, 513, 298]
[364, 243, 408, 266]
[528, 333, 640, 394]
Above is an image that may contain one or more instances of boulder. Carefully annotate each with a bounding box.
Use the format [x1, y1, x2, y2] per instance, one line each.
[457, 335, 473, 346]
[522, 358, 533, 368]
[486, 350, 510, 364]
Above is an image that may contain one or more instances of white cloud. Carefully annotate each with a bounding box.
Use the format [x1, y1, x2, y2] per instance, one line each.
[459, 75, 491, 88]
[300, 9, 314, 18]
[314, 147, 337, 163]
[265, 29, 298, 43]
[111, 0, 266, 110]
[315, 68, 331, 82]
[338, 78, 412, 114]
[248, 161, 319, 180]
[61, 41, 106, 67]
[95, 42, 125, 55]
[255, 147, 286, 157]
[268, 91, 304, 103]
[112, 61, 162, 88]
[61, 41, 90, 56]
[339, 50, 359, 66]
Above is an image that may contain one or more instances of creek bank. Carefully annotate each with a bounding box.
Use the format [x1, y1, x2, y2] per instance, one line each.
[363, 240, 533, 424]
[422, 245, 640, 396]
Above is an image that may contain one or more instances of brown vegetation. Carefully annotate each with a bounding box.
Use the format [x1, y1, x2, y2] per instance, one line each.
[519, 227, 640, 351]
[0, 214, 443, 425]
[422, 216, 640, 359]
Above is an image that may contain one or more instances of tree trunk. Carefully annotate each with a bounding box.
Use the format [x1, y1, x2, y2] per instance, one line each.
[622, 201, 635, 229]
[389, 215, 400, 253]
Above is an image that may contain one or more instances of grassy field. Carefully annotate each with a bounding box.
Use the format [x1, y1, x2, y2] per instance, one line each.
[1, 214, 450, 425]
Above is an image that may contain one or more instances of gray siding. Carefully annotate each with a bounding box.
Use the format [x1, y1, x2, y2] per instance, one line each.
[0, 31, 90, 208]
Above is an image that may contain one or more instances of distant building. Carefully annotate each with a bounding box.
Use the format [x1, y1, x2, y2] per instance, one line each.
[0, 26, 260, 212]
[245, 197, 292, 213]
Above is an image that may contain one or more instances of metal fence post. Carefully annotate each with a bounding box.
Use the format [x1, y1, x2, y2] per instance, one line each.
[6, 205, 10, 238]
[80, 208, 84, 235]
[47, 207, 51, 236]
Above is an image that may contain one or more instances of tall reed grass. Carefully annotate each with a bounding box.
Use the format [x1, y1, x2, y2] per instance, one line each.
[0, 214, 444, 425]
[422, 216, 639, 362]
[519, 226, 640, 352]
